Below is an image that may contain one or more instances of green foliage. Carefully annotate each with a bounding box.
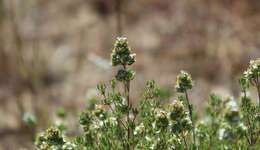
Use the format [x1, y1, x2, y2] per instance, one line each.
[242, 58, 260, 104]
[35, 38, 260, 150]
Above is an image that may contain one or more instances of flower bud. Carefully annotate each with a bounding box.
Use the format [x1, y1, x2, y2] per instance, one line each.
[115, 69, 135, 82]
[154, 108, 169, 130]
[97, 83, 106, 96]
[79, 111, 92, 126]
[93, 108, 107, 120]
[45, 127, 64, 146]
[168, 101, 186, 120]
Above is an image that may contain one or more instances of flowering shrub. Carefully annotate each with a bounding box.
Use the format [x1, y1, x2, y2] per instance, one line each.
[35, 37, 260, 150]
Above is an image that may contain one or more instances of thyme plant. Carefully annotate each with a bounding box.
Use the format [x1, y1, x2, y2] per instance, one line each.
[35, 38, 260, 150]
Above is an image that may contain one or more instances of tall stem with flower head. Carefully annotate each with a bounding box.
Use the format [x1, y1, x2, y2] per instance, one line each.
[240, 59, 260, 146]
[175, 71, 196, 147]
[112, 37, 136, 149]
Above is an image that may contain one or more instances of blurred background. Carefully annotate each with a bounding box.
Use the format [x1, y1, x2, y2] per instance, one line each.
[0, 0, 259, 149]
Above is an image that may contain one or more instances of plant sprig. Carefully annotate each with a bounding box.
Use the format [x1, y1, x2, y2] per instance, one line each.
[35, 38, 260, 150]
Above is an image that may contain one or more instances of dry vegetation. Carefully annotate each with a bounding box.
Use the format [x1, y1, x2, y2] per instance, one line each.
[0, 0, 259, 149]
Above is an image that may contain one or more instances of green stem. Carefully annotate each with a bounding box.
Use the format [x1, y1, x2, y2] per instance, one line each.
[102, 93, 128, 130]
[181, 133, 188, 150]
[248, 119, 254, 145]
[123, 65, 130, 150]
[256, 79, 260, 105]
[185, 90, 196, 147]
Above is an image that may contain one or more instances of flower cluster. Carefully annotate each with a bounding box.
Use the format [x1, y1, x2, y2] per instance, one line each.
[238, 59, 260, 145]
[111, 37, 136, 67]
[241, 59, 260, 103]
[153, 108, 169, 130]
[115, 69, 135, 81]
[168, 101, 192, 134]
[35, 127, 73, 150]
[175, 71, 193, 93]
[243, 59, 260, 84]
